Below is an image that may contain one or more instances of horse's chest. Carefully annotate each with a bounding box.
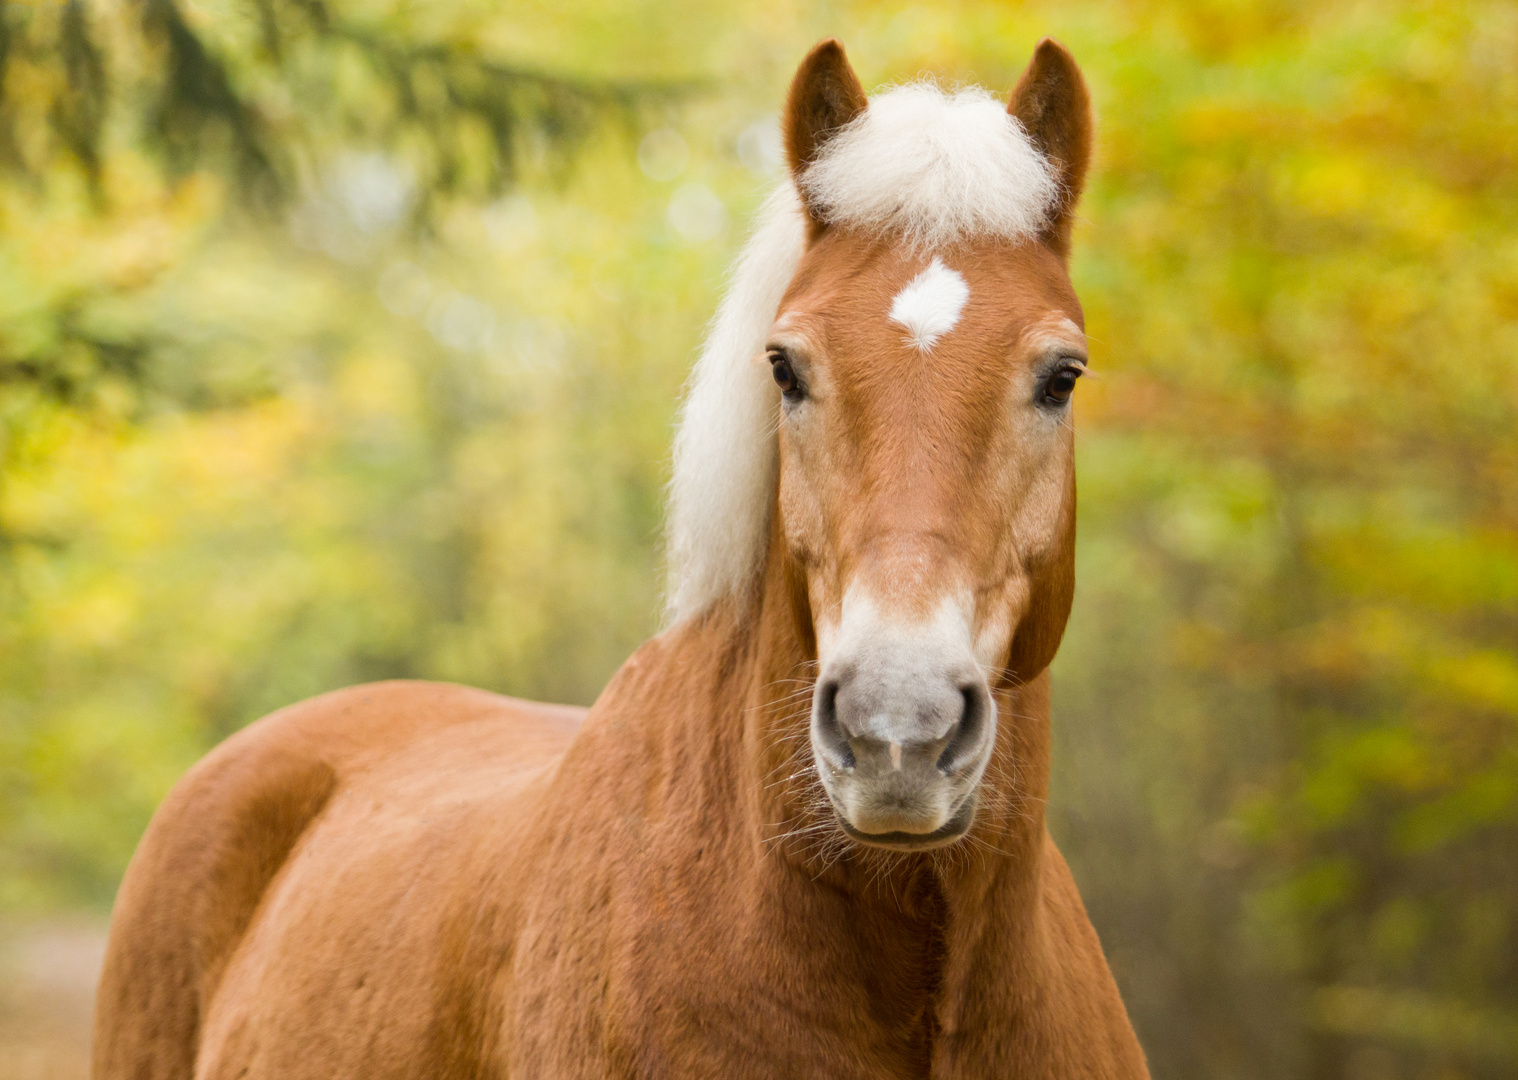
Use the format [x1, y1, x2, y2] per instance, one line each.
[597, 968, 938, 1080]
[532, 881, 944, 1079]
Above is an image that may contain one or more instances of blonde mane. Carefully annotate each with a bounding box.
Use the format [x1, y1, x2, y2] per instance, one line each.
[665, 82, 1058, 622]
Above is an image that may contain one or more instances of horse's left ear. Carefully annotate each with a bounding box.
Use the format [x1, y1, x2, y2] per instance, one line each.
[1009, 38, 1092, 259]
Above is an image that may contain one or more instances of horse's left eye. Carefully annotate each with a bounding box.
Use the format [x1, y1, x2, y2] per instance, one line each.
[1042, 365, 1083, 406]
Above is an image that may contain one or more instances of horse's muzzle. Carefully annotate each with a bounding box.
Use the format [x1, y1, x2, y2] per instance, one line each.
[809, 598, 996, 850]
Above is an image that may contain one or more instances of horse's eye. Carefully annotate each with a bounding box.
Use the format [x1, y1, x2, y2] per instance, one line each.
[1042, 364, 1083, 406]
[768, 349, 804, 400]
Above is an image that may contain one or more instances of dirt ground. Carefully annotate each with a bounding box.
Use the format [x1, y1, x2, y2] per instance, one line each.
[0, 921, 106, 1080]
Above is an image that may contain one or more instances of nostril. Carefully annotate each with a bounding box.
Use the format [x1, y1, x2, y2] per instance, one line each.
[818, 679, 839, 725]
[812, 679, 855, 769]
[936, 684, 989, 774]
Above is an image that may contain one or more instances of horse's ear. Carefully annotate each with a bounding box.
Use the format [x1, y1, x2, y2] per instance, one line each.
[1009, 38, 1092, 259]
[784, 39, 868, 223]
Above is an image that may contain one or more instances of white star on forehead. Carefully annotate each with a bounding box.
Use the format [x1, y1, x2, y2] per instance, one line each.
[889, 258, 969, 352]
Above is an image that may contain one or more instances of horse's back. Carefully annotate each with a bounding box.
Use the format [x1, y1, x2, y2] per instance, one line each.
[92, 680, 584, 1080]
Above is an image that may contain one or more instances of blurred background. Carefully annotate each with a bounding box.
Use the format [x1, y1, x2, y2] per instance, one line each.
[1, 0, 1515, 1077]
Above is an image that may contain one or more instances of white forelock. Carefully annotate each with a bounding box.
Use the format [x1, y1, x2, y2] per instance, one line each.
[664, 82, 1056, 623]
[800, 82, 1059, 250]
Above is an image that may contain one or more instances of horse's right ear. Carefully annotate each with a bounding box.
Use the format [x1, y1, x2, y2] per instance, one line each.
[1009, 38, 1093, 259]
[784, 39, 868, 224]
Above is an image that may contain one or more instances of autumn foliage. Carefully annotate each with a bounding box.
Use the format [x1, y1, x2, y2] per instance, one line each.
[0, 2, 1514, 1078]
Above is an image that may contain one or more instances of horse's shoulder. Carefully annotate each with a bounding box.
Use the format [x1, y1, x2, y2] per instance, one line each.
[115, 680, 581, 907]
[92, 680, 583, 1080]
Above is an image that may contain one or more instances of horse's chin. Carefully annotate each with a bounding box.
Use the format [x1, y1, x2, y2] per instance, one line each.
[835, 795, 977, 852]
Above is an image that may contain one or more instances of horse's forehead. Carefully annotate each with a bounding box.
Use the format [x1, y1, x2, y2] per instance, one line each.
[783, 232, 1081, 365]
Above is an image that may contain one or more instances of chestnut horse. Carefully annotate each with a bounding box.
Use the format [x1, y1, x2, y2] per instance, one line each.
[95, 39, 1149, 1079]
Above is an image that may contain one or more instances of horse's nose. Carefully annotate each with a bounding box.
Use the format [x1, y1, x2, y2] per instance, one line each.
[812, 666, 993, 778]
[808, 592, 999, 844]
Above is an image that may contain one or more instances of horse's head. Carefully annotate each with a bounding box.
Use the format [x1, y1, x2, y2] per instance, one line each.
[762, 40, 1092, 851]
[667, 38, 1093, 854]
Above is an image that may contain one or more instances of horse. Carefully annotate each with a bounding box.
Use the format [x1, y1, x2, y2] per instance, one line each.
[94, 38, 1149, 1079]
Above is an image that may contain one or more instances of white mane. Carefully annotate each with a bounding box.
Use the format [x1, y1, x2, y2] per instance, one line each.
[665, 82, 1057, 623]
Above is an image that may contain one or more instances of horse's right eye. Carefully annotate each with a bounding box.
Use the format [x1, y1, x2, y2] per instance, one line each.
[768, 349, 805, 400]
